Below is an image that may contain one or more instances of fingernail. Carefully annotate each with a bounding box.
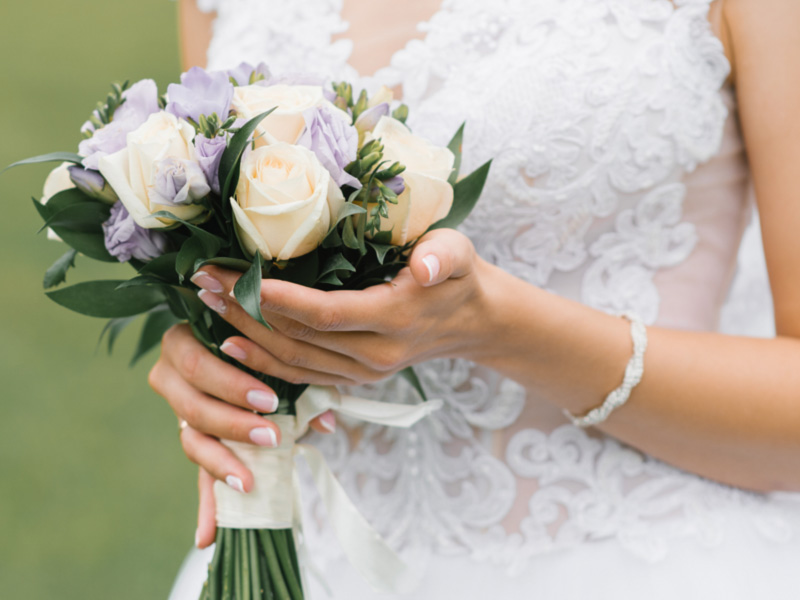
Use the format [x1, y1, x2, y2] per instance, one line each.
[191, 271, 224, 293]
[225, 475, 245, 493]
[250, 427, 278, 447]
[247, 389, 279, 413]
[319, 411, 336, 433]
[220, 340, 247, 361]
[198, 289, 227, 314]
[194, 529, 201, 548]
[422, 255, 440, 283]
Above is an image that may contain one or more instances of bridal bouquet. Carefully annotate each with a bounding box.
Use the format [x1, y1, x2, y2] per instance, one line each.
[8, 63, 490, 599]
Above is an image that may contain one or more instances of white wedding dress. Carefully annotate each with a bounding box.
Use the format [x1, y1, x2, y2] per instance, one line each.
[171, 1, 800, 598]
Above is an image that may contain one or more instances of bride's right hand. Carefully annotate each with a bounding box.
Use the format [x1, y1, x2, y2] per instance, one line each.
[148, 323, 335, 548]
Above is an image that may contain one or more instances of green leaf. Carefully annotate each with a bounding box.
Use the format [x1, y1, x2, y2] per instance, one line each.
[176, 235, 209, 282]
[317, 271, 344, 286]
[43, 249, 78, 289]
[114, 275, 167, 290]
[334, 201, 367, 225]
[3, 151, 84, 173]
[322, 225, 342, 249]
[233, 251, 271, 328]
[138, 252, 179, 283]
[399, 366, 429, 402]
[150, 211, 225, 252]
[97, 315, 138, 355]
[53, 228, 117, 262]
[37, 188, 94, 214]
[429, 159, 492, 231]
[197, 257, 253, 273]
[37, 202, 110, 234]
[446, 123, 466, 186]
[219, 109, 276, 202]
[367, 242, 394, 265]
[46, 280, 166, 318]
[130, 309, 182, 366]
[316, 253, 356, 283]
[342, 216, 360, 250]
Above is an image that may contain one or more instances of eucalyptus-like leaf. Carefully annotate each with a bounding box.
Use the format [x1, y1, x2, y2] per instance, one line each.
[150, 211, 225, 253]
[334, 200, 367, 226]
[316, 254, 356, 283]
[367, 242, 394, 265]
[43, 249, 78, 289]
[342, 217, 360, 250]
[46, 280, 166, 318]
[176, 235, 210, 282]
[399, 366, 429, 402]
[3, 151, 84, 173]
[97, 315, 138, 355]
[37, 202, 110, 234]
[233, 251, 271, 328]
[130, 309, 182, 366]
[219, 109, 276, 202]
[446, 123, 466, 186]
[429, 159, 492, 232]
[317, 271, 345, 286]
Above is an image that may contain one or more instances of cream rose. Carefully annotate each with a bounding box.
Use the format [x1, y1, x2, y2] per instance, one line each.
[231, 143, 344, 261]
[41, 162, 76, 242]
[231, 84, 340, 146]
[98, 112, 207, 229]
[367, 116, 455, 245]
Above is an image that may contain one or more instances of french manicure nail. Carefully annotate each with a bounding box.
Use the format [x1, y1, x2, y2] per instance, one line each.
[220, 341, 247, 361]
[194, 529, 201, 548]
[225, 475, 245, 493]
[198, 289, 227, 314]
[250, 427, 278, 447]
[247, 389, 279, 413]
[422, 255, 440, 283]
[319, 411, 336, 433]
[190, 271, 224, 293]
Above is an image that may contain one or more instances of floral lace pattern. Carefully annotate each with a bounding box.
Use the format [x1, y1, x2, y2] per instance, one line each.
[201, 0, 799, 575]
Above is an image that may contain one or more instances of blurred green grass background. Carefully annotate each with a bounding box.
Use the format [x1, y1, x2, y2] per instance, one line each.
[0, 1, 199, 597]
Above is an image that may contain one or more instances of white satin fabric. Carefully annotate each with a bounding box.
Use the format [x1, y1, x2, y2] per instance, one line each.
[171, 0, 799, 598]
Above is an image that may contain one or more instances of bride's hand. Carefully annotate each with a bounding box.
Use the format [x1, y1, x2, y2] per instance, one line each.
[147, 324, 336, 548]
[190, 229, 491, 386]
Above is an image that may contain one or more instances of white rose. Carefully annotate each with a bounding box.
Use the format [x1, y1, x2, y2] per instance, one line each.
[98, 112, 207, 229]
[231, 84, 336, 146]
[231, 143, 344, 261]
[41, 162, 75, 242]
[367, 116, 455, 245]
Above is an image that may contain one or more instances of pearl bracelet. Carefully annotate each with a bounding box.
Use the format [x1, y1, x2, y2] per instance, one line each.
[564, 312, 648, 428]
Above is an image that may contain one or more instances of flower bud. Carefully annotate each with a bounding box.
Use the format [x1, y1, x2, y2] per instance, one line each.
[67, 165, 118, 203]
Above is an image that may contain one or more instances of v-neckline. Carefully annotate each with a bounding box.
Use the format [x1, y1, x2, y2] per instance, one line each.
[333, 0, 447, 81]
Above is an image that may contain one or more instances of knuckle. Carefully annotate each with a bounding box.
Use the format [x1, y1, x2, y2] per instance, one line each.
[285, 321, 316, 342]
[314, 310, 343, 332]
[280, 348, 308, 369]
[181, 347, 205, 379]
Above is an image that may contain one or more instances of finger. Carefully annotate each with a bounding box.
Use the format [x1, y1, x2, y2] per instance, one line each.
[309, 410, 336, 434]
[193, 266, 388, 333]
[181, 424, 253, 491]
[156, 363, 281, 446]
[408, 228, 476, 287]
[161, 324, 279, 413]
[219, 335, 380, 386]
[196, 468, 217, 549]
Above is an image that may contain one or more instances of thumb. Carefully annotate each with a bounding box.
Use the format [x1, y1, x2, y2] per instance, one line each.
[409, 228, 476, 287]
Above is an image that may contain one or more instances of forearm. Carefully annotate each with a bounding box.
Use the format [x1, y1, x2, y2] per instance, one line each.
[471, 260, 800, 492]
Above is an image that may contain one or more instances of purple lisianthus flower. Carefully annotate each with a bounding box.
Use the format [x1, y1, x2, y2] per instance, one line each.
[383, 175, 406, 196]
[297, 105, 361, 189]
[103, 201, 167, 262]
[195, 134, 227, 195]
[67, 165, 118, 203]
[355, 102, 390, 135]
[150, 157, 211, 206]
[227, 61, 271, 86]
[166, 67, 234, 124]
[78, 79, 160, 170]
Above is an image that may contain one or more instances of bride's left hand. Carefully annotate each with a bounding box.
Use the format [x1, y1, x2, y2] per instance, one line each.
[191, 229, 492, 384]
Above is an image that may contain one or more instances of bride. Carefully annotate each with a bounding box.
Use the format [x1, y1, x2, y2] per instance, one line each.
[153, 0, 800, 597]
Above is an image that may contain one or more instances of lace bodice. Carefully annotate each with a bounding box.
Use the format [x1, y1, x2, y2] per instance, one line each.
[199, 0, 798, 574]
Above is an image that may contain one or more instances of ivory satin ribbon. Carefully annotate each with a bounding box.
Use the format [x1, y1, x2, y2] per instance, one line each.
[213, 385, 443, 594]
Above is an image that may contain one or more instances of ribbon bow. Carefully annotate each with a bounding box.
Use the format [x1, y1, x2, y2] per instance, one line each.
[213, 385, 443, 594]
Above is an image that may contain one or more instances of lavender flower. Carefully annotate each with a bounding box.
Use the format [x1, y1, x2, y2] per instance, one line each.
[297, 105, 361, 189]
[166, 67, 234, 124]
[150, 157, 211, 206]
[195, 134, 227, 195]
[67, 165, 118, 203]
[227, 62, 271, 86]
[78, 79, 160, 170]
[355, 102, 390, 135]
[103, 201, 167, 262]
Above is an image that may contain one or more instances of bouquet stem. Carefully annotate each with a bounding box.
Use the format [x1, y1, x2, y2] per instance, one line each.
[201, 527, 304, 600]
